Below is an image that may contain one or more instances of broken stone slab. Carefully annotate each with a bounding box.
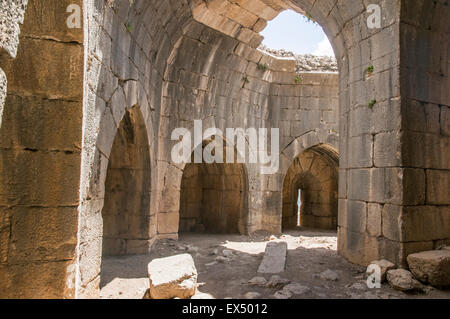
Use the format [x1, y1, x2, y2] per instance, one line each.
[274, 290, 292, 299]
[244, 292, 262, 299]
[257, 241, 287, 274]
[319, 269, 340, 281]
[283, 283, 310, 295]
[348, 282, 366, 290]
[387, 269, 424, 292]
[215, 256, 231, 263]
[148, 254, 198, 299]
[407, 250, 450, 287]
[222, 249, 234, 258]
[367, 259, 396, 282]
[248, 276, 267, 287]
[266, 275, 290, 288]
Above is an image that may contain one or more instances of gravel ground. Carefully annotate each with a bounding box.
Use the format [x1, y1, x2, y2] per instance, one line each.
[100, 228, 450, 299]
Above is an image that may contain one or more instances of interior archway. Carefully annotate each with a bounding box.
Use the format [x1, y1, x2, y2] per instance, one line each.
[282, 145, 339, 230]
[101, 107, 151, 256]
[179, 141, 248, 234]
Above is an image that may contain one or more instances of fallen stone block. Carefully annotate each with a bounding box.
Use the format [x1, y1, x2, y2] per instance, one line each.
[148, 254, 197, 299]
[367, 259, 396, 282]
[387, 269, 423, 292]
[407, 250, 450, 287]
[257, 241, 287, 274]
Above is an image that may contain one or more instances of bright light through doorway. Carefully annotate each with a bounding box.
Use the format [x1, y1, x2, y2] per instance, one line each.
[297, 188, 302, 226]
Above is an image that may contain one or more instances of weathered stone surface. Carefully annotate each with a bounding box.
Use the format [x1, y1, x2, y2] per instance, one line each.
[244, 292, 261, 299]
[407, 250, 450, 287]
[274, 289, 292, 299]
[266, 275, 290, 288]
[319, 269, 340, 281]
[283, 283, 310, 295]
[387, 269, 423, 292]
[0, 0, 28, 58]
[248, 276, 267, 287]
[257, 242, 287, 274]
[367, 260, 396, 282]
[148, 254, 198, 299]
[0, 68, 6, 127]
[259, 46, 337, 72]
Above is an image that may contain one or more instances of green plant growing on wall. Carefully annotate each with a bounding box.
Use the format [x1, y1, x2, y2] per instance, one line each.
[126, 22, 134, 33]
[295, 75, 303, 84]
[257, 63, 269, 72]
[242, 76, 250, 88]
[368, 99, 377, 109]
[367, 65, 374, 74]
[303, 12, 317, 25]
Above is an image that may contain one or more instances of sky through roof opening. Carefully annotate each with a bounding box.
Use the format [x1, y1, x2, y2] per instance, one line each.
[260, 10, 334, 57]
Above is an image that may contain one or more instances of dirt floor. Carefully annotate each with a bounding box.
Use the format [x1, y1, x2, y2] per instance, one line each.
[100, 228, 450, 299]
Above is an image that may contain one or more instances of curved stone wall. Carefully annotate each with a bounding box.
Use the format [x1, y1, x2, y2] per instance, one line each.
[78, 0, 340, 298]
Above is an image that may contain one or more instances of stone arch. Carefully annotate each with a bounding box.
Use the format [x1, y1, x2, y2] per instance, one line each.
[78, 98, 155, 297]
[159, 129, 251, 237]
[282, 144, 339, 230]
[101, 106, 152, 256]
[178, 137, 249, 234]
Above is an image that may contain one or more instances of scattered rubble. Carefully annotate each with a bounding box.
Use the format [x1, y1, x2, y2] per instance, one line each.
[101, 232, 450, 299]
[259, 45, 338, 73]
[248, 277, 267, 287]
[367, 259, 396, 282]
[266, 275, 290, 288]
[387, 269, 424, 292]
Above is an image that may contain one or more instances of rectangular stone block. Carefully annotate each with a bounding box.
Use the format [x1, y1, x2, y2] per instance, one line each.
[426, 169, 450, 205]
[258, 241, 287, 274]
[0, 149, 81, 207]
[2, 37, 83, 101]
[7, 206, 78, 263]
[158, 212, 179, 235]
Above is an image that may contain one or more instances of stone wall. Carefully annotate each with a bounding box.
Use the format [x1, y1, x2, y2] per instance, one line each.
[396, 0, 450, 259]
[0, 0, 83, 298]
